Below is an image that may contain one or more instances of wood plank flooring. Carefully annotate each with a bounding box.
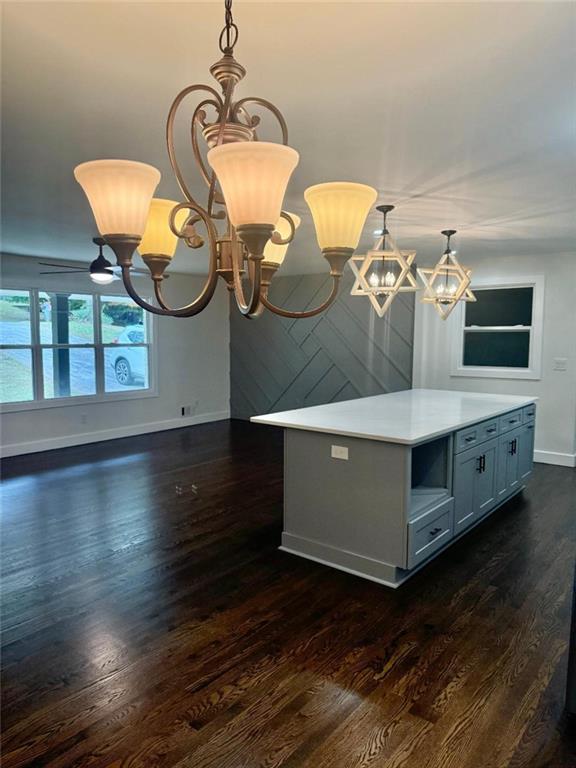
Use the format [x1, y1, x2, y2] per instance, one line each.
[1, 419, 575, 767]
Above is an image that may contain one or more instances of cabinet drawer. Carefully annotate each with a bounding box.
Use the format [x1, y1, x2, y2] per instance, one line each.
[523, 404, 536, 423]
[499, 409, 523, 434]
[455, 426, 480, 453]
[455, 419, 499, 453]
[407, 497, 454, 568]
[480, 420, 499, 441]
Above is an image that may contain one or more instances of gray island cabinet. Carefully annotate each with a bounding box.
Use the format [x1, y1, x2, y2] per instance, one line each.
[252, 389, 537, 588]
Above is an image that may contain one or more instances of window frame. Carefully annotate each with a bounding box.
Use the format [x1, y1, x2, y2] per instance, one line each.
[450, 275, 544, 381]
[0, 285, 157, 412]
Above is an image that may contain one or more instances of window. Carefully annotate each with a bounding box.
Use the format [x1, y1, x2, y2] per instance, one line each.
[0, 288, 153, 408]
[451, 276, 544, 380]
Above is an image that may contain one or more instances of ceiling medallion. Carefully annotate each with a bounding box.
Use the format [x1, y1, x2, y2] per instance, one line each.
[73, 0, 377, 319]
[350, 205, 418, 318]
[418, 230, 476, 320]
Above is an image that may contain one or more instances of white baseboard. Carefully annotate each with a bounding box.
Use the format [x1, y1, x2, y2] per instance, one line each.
[0, 410, 230, 458]
[534, 449, 576, 468]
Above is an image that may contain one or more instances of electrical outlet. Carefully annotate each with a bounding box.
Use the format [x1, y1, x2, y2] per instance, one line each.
[331, 445, 349, 461]
[553, 357, 568, 371]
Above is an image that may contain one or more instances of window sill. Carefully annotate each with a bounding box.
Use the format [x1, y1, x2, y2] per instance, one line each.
[450, 366, 541, 381]
[0, 388, 158, 414]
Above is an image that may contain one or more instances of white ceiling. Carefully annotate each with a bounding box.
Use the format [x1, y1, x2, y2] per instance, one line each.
[2, 1, 575, 275]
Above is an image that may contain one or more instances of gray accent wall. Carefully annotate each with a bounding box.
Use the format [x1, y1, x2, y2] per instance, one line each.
[230, 272, 414, 419]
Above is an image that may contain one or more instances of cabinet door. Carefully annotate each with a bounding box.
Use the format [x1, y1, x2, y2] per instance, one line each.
[495, 433, 512, 502]
[506, 429, 521, 494]
[475, 438, 498, 517]
[518, 423, 535, 482]
[453, 449, 480, 534]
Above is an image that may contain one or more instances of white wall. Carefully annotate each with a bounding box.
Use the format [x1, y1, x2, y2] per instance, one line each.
[413, 252, 576, 467]
[0, 254, 230, 456]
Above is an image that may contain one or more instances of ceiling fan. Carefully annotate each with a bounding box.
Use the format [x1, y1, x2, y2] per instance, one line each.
[39, 237, 153, 284]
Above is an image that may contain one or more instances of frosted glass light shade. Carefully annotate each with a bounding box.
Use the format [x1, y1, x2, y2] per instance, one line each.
[263, 213, 301, 265]
[74, 160, 161, 237]
[304, 182, 377, 250]
[90, 271, 115, 285]
[137, 199, 187, 258]
[207, 142, 299, 227]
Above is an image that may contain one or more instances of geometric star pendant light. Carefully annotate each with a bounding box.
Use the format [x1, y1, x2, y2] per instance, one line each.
[73, 0, 377, 320]
[418, 229, 476, 320]
[350, 205, 419, 318]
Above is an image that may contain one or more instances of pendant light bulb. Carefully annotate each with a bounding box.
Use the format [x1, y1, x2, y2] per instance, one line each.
[384, 271, 395, 288]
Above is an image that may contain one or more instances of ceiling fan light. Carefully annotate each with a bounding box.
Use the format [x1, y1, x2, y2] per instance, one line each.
[304, 182, 377, 251]
[90, 271, 115, 285]
[263, 212, 301, 265]
[89, 252, 115, 284]
[74, 159, 161, 238]
[138, 198, 188, 259]
[207, 141, 299, 227]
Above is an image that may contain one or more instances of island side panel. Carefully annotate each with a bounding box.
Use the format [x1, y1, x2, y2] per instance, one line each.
[283, 429, 410, 569]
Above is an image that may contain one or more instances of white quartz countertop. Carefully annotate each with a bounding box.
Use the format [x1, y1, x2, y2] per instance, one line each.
[251, 389, 537, 445]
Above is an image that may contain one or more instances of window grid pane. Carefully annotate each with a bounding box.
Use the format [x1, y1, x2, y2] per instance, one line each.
[0, 289, 32, 345]
[104, 346, 150, 392]
[42, 348, 97, 399]
[463, 330, 530, 368]
[0, 348, 34, 403]
[39, 292, 94, 345]
[100, 296, 146, 344]
[465, 287, 533, 328]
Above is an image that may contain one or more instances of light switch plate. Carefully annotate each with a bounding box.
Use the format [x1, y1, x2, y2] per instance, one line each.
[553, 357, 568, 371]
[331, 445, 349, 460]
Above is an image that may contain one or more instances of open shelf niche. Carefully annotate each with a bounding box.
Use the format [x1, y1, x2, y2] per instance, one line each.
[410, 436, 451, 520]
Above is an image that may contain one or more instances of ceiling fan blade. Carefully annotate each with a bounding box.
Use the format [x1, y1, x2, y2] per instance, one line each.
[39, 269, 86, 274]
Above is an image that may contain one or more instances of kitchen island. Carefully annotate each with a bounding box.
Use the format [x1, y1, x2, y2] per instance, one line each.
[252, 389, 537, 588]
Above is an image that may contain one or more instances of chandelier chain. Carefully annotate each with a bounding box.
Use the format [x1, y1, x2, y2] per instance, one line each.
[219, 0, 239, 53]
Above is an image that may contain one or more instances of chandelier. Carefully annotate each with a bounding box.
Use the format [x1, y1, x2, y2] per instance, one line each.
[418, 229, 476, 320]
[349, 205, 419, 318]
[74, 0, 377, 319]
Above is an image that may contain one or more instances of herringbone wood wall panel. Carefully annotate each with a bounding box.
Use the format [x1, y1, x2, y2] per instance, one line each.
[230, 272, 414, 419]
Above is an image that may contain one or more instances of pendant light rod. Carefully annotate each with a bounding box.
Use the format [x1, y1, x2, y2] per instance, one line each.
[441, 229, 457, 254]
[376, 203, 394, 250]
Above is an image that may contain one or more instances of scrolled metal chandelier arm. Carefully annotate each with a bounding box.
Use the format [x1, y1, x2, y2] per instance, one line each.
[116, 202, 220, 318]
[261, 274, 341, 319]
[231, 97, 289, 145]
[271, 211, 296, 246]
[166, 83, 224, 209]
[120, 267, 174, 316]
[231, 237, 263, 317]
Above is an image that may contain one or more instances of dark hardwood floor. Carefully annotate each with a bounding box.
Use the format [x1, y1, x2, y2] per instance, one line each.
[1, 419, 575, 767]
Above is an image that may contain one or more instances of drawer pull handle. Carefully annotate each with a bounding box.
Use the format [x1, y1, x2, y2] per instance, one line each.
[487, 427, 497, 433]
[429, 527, 442, 537]
[465, 436, 475, 442]
[527, 425, 534, 430]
